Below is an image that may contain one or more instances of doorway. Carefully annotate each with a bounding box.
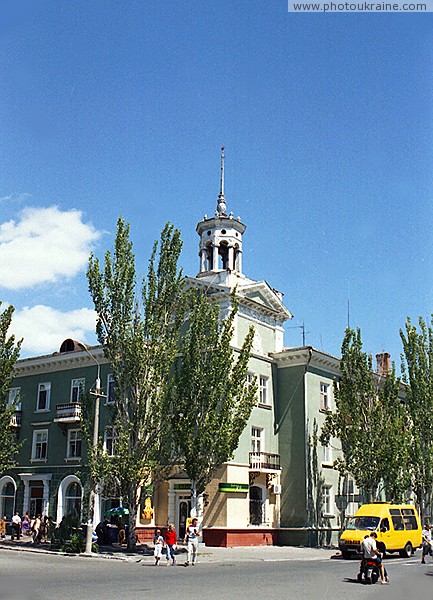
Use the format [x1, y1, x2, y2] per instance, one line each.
[30, 483, 44, 516]
[249, 486, 264, 526]
[177, 496, 191, 541]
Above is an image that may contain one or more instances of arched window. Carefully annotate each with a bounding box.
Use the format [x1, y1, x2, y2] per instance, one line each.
[64, 482, 82, 517]
[0, 477, 16, 520]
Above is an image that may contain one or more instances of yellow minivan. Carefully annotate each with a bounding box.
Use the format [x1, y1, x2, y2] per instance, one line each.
[339, 502, 422, 559]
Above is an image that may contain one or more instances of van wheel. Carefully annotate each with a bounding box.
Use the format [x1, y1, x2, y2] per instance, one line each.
[400, 542, 413, 558]
[342, 551, 351, 560]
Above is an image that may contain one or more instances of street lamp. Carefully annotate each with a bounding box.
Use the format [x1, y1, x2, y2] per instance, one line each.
[80, 345, 106, 555]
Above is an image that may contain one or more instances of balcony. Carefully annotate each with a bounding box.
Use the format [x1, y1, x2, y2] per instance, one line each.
[10, 410, 22, 427]
[249, 451, 280, 471]
[54, 402, 81, 423]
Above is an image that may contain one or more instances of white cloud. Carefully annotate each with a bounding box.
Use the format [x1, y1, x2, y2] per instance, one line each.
[11, 305, 97, 356]
[0, 206, 101, 290]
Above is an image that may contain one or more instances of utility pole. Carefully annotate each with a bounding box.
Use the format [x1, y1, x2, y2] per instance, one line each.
[82, 346, 106, 555]
[85, 374, 101, 554]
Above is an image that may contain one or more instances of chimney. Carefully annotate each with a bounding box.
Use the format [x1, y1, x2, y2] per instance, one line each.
[376, 352, 391, 376]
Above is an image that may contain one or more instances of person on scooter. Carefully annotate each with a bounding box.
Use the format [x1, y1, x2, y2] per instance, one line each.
[361, 532, 388, 584]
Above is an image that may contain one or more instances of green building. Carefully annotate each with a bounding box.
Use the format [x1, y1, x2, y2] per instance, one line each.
[0, 156, 361, 545]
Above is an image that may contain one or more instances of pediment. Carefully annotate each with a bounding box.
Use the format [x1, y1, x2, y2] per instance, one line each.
[184, 276, 293, 323]
[237, 281, 292, 322]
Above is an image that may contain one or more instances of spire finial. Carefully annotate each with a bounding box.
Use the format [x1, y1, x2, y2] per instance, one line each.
[216, 146, 227, 216]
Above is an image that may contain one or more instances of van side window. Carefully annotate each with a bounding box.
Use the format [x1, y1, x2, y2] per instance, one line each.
[402, 508, 418, 530]
[380, 518, 390, 532]
[391, 514, 405, 530]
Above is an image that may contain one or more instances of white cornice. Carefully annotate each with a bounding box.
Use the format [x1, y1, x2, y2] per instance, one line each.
[271, 347, 341, 377]
[14, 346, 108, 377]
[184, 276, 292, 322]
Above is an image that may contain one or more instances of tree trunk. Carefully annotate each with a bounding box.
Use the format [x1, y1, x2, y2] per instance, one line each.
[127, 483, 138, 551]
[190, 480, 197, 518]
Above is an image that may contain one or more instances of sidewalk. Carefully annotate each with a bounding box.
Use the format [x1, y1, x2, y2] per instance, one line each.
[0, 537, 339, 563]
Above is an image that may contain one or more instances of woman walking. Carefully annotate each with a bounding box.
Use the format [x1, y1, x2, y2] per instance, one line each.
[165, 523, 178, 566]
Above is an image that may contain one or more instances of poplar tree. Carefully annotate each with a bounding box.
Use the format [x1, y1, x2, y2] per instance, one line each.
[87, 218, 184, 549]
[0, 303, 22, 473]
[320, 327, 407, 502]
[169, 289, 256, 518]
[400, 316, 433, 518]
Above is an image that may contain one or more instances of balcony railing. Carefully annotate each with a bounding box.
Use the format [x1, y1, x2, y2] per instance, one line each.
[10, 410, 22, 427]
[249, 451, 280, 471]
[54, 402, 81, 422]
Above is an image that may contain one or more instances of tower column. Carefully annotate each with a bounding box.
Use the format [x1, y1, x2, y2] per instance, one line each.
[228, 246, 234, 271]
[236, 250, 243, 273]
[213, 245, 219, 271]
[200, 251, 206, 273]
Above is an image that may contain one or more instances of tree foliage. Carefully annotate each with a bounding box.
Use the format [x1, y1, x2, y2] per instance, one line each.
[0, 303, 22, 474]
[87, 218, 184, 549]
[320, 327, 409, 502]
[400, 316, 433, 517]
[169, 289, 256, 515]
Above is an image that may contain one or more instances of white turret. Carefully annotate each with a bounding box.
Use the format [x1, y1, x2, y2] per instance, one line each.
[196, 148, 246, 283]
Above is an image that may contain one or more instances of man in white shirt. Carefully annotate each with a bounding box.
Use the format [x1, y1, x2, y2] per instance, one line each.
[11, 512, 21, 541]
[421, 523, 432, 564]
[361, 532, 387, 584]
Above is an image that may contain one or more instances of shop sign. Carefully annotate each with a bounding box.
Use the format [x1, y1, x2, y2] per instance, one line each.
[219, 483, 249, 493]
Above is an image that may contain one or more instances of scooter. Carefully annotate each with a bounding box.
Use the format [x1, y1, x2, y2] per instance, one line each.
[357, 558, 380, 584]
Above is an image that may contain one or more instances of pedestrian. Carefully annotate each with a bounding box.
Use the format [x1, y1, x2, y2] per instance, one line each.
[422, 523, 432, 564]
[22, 513, 31, 536]
[184, 517, 200, 566]
[47, 516, 56, 543]
[32, 514, 41, 544]
[117, 517, 126, 545]
[0, 516, 7, 540]
[165, 523, 178, 566]
[11, 512, 21, 541]
[40, 516, 48, 543]
[153, 528, 164, 565]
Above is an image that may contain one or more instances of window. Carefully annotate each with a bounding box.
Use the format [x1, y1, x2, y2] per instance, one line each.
[107, 374, 115, 404]
[322, 444, 332, 465]
[67, 430, 82, 459]
[320, 382, 331, 411]
[251, 427, 263, 453]
[7, 388, 21, 410]
[402, 508, 417, 530]
[0, 479, 16, 520]
[345, 478, 356, 516]
[259, 376, 269, 405]
[64, 482, 82, 517]
[246, 372, 255, 388]
[322, 484, 333, 515]
[32, 430, 48, 460]
[70, 378, 85, 403]
[104, 426, 118, 456]
[37, 383, 51, 411]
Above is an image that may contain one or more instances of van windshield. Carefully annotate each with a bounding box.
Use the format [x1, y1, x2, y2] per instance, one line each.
[346, 516, 380, 531]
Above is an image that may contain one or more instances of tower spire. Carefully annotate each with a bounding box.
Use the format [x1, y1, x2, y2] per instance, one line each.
[216, 146, 227, 216]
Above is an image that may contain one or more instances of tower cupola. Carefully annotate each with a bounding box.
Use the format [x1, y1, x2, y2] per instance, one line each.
[196, 148, 246, 281]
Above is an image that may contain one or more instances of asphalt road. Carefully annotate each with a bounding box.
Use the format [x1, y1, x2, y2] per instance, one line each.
[1, 549, 433, 600]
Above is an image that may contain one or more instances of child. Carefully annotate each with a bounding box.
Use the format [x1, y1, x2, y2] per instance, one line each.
[165, 523, 178, 566]
[153, 529, 164, 565]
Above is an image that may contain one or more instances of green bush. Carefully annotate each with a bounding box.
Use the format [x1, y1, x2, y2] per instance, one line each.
[61, 533, 85, 554]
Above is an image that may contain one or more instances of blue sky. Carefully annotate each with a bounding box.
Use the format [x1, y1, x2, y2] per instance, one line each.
[0, 1, 432, 370]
